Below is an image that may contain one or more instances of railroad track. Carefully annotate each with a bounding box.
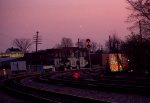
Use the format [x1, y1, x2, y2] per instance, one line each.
[1, 75, 110, 103]
[38, 71, 150, 96]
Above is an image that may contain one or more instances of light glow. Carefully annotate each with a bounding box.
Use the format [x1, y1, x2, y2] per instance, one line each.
[109, 54, 128, 72]
[0, 53, 24, 58]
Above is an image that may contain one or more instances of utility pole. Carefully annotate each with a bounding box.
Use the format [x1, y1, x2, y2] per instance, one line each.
[89, 48, 91, 69]
[116, 41, 120, 71]
[86, 39, 91, 69]
[33, 31, 42, 52]
[78, 38, 80, 69]
[139, 20, 142, 43]
[33, 31, 42, 71]
[109, 35, 111, 53]
[139, 20, 144, 72]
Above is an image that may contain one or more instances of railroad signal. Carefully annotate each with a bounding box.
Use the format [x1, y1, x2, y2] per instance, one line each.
[73, 71, 79, 80]
[86, 39, 91, 48]
[86, 44, 91, 48]
[86, 38, 91, 69]
[86, 39, 90, 43]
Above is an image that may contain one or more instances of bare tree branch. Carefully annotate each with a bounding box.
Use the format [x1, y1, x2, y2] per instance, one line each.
[13, 38, 32, 53]
[60, 37, 73, 47]
[126, 0, 150, 37]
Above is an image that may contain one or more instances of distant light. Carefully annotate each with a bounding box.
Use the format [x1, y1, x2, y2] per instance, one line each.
[73, 71, 79, 80]
[3, 69, 7, 76]
[0, 53, 24, 58]
[129, 69, 133, 72]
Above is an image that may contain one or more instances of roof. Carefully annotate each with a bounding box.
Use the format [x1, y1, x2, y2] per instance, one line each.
[1, 57, 25, 64]
[0, 57, 17, 63]
[5, 47, 21, 53]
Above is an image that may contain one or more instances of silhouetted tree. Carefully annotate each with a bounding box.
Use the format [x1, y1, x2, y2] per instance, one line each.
[105, 34, 122, 53]
[91, 41, 98, 52]
[126, 0, 150, 37]
[75, 39, 86, 48]
[60, 37, 73, 47]
[123, 33, 150, 75]
[53, 43, 62, 48]
[126, 0, 150, 75]
[13, 38, 32, 53]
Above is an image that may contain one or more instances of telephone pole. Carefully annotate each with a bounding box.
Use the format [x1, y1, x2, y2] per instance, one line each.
[78, 38, 80, 69]
[109, 35, 111, 53]
[33, 31, 42, 52]
[139, 20, 144, 71]
[139, 20, 142, 43]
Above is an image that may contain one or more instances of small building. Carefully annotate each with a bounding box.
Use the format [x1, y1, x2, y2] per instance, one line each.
[10, 60, 27, 73]
[0, 57, 27, 78]
[5, 47, 21, 53]
[0, 47, 24, 58]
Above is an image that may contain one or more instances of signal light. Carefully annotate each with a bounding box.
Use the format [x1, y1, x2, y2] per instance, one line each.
[73, 71, 79, 80]
[86, 39, 91, 48]
[86, 39, 90, 43]
[87, 44, 91, 48]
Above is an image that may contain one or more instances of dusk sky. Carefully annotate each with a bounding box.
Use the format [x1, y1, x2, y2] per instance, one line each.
[0, 0, 130, 52]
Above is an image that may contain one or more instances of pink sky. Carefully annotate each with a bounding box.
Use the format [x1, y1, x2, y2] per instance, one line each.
[0, 0, 129, 52]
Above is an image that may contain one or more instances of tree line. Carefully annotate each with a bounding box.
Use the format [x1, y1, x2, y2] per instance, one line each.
[105, 0, 150, 75]
[12, 37, 103, 53]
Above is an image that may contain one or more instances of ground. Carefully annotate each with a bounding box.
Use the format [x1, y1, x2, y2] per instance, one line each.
[0, 79, 26, 103]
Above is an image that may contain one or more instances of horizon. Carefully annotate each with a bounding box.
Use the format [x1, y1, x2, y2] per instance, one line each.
[0, 0, 130, 52]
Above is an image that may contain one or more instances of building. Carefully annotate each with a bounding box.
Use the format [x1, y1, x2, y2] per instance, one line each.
[25, 47, 89, 71]
[0, 47, 25, 78]
[0, 47, 24, 58]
